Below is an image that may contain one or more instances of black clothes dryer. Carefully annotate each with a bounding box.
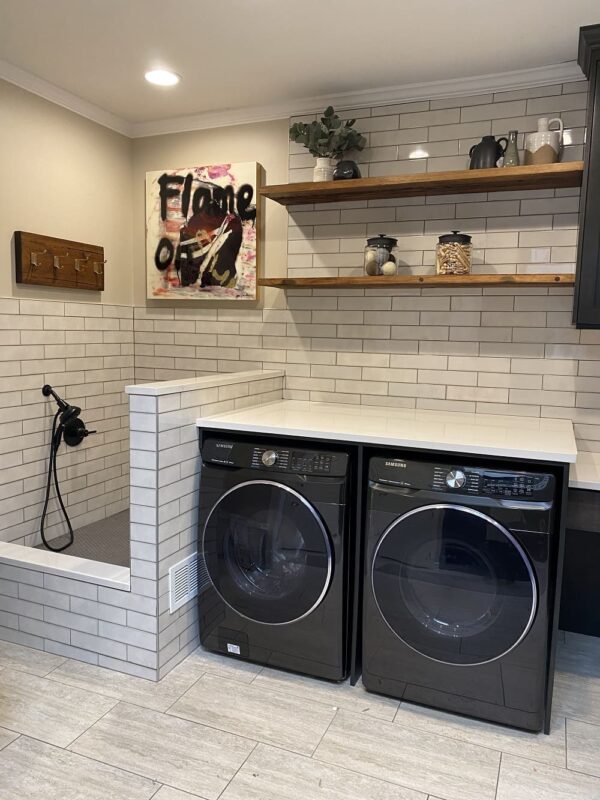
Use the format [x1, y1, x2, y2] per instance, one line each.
[362, 455, 559, 731]
[198, 435, 353, 681]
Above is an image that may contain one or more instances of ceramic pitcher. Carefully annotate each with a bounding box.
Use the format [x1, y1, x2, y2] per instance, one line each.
[524, 118, 563, 165]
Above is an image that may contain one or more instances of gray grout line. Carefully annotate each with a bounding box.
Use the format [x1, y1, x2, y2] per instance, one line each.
[309, 706, 338, 756]
[215, 740, 259, 800]
[63, 697, 121, 751]
[494, 751, 502, 800]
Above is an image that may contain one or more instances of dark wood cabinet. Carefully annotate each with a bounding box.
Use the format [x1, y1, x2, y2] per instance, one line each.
[560, 489, 600, 636]
[574, 24, 600, 327]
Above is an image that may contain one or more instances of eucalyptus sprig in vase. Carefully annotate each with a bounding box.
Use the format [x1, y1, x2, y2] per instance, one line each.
[289, 106, 367, 181]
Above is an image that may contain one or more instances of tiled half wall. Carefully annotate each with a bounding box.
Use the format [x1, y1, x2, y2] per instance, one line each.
[132, 80, 600, 456]
[128, 371, 284, 678]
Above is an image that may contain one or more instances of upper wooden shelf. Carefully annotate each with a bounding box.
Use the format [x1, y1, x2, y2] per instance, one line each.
[259, 273, 575, 289]
[259, 162, 584, 206]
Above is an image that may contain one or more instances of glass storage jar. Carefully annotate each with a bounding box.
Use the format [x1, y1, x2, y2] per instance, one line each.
[436, 230, 472, 275]
[364, 234, 399, 276]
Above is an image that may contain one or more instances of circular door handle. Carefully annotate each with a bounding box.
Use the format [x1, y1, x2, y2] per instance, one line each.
[261, 450, 278, 467]
[446, 469, 466, 489]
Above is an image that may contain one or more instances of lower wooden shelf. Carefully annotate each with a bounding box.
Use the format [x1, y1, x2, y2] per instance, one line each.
[259, 273, 575, 289]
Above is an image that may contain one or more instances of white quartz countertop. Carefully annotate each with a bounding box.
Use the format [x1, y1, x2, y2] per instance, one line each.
[570, 452, 600, 490]
[196, 399, 577, 464]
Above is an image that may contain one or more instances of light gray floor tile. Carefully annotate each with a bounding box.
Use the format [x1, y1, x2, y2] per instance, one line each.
[566, 718, 600, 778]
[169, 673, 336, 756]
[70, 701, 255, 799]
[0, 639, 65, 676]
[557, 633, 600, 678]
[253, 669, 399, 721]
[314, 709, 500, 800]
[0, 736, 158, 799]
[553, 671, 600, 726]
[394, 703, 567, 767]
[182, 646, 264, 684]
[220, 742, 426, 799]
[496, 752, 600, 799]
[0, 668, 117, 747]
[564, 632, 600, 653]
[47, 656, 203, 712]
[0, 724, 18, 750]
[152, 788, 205, 800]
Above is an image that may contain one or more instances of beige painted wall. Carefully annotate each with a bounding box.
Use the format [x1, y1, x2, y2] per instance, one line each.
[131, 119, 289, 308]
[0, 80, 133, 305]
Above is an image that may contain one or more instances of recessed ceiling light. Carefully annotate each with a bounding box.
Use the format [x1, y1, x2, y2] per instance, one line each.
[145, 69, 181, 87]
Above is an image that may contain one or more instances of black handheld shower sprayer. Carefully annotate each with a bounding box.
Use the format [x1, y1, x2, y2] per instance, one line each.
[40, 385, 96, 552]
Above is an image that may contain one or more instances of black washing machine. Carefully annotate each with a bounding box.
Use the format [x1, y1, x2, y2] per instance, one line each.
[362, 455, 559, 731]
[197, 435, 353, 680]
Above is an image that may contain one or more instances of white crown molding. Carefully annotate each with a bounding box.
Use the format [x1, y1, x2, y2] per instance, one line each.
[0, 59, 133, 136]
[1, 58, 584, 140]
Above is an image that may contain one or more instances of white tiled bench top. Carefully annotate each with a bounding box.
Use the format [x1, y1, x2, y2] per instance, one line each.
[126, 369, 285, 396]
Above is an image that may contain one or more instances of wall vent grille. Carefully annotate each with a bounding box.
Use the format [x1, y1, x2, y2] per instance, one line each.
[169, 553, 199, 614]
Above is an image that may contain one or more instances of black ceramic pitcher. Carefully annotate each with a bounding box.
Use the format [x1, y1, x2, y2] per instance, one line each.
[469, 135, 508, 169]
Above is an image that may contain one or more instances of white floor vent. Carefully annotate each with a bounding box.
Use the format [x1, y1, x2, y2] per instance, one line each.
[169, 553, 199, 613]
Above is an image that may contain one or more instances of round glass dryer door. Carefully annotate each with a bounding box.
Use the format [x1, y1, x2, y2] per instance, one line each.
[202, 480, 333, 625]
[372, 504, 537, 665]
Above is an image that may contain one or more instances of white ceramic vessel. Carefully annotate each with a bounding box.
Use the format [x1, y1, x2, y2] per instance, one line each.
[524, 117, 564, 165]
[313, 157, 335, 181]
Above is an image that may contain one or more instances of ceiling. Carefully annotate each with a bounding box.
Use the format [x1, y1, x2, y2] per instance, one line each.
[0, 0, 597, 136]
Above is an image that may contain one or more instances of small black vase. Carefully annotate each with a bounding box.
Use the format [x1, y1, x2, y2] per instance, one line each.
[333, 159, 361, 180]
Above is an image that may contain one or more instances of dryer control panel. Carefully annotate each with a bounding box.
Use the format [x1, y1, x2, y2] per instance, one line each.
[371, 457, 555, 502]
[202, 438, 349, 477]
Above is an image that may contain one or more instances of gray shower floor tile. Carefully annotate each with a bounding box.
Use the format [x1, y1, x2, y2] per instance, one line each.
[35, 510, 130, 567]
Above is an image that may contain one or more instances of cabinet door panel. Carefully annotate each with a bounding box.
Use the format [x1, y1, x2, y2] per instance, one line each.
[574, 32, 600, 327]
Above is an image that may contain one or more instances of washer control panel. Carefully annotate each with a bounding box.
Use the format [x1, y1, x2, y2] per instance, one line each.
[371, 457, 555, 501]
[201, 438, 348, 477]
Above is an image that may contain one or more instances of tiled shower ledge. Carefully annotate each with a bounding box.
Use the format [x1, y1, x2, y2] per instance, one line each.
[0, 541, 130, 590]
[126, 369, 285, 396]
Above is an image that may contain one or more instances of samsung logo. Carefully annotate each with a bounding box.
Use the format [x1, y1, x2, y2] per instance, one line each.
[385, 460, 406, 468]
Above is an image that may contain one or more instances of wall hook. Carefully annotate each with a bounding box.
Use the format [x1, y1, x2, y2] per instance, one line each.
[93, 259, 107, 276]
[30, 249, 47, 269]
[74, 256, 89, 273]
[53, 254, 64, 271]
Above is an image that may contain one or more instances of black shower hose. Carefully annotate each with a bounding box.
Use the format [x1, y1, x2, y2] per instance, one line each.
[40, 409, 74, 552]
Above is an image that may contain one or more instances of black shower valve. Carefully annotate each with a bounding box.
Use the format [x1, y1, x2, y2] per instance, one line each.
[62, 418, 96, 447]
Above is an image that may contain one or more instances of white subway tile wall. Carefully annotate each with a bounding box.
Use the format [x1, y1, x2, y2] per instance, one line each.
[132, 81, 599, 455]
[0, 298, 132, 545]
[0, 561, 161, 678]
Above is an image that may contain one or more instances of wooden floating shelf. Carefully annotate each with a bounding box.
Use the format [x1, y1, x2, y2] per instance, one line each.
[259, 273, 576, 290]
[259, 162, 584, 205]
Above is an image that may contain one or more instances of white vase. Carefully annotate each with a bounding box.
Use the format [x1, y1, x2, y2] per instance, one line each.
[313, 157, 335, 182]
[524, 117, 564, 165]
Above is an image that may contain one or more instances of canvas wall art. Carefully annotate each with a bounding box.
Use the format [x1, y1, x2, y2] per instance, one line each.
[146, 162, 259, 300]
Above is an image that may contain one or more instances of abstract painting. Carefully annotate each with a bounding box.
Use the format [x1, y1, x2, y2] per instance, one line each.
[146, 162, 259, 300]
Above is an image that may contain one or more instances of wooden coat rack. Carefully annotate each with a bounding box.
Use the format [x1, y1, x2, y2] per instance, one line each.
[14, 231, 105, 291]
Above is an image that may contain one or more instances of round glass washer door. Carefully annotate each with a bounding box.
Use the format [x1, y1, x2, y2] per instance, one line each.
[371, 504, 537, 665]
[202, 480, 333, 625]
